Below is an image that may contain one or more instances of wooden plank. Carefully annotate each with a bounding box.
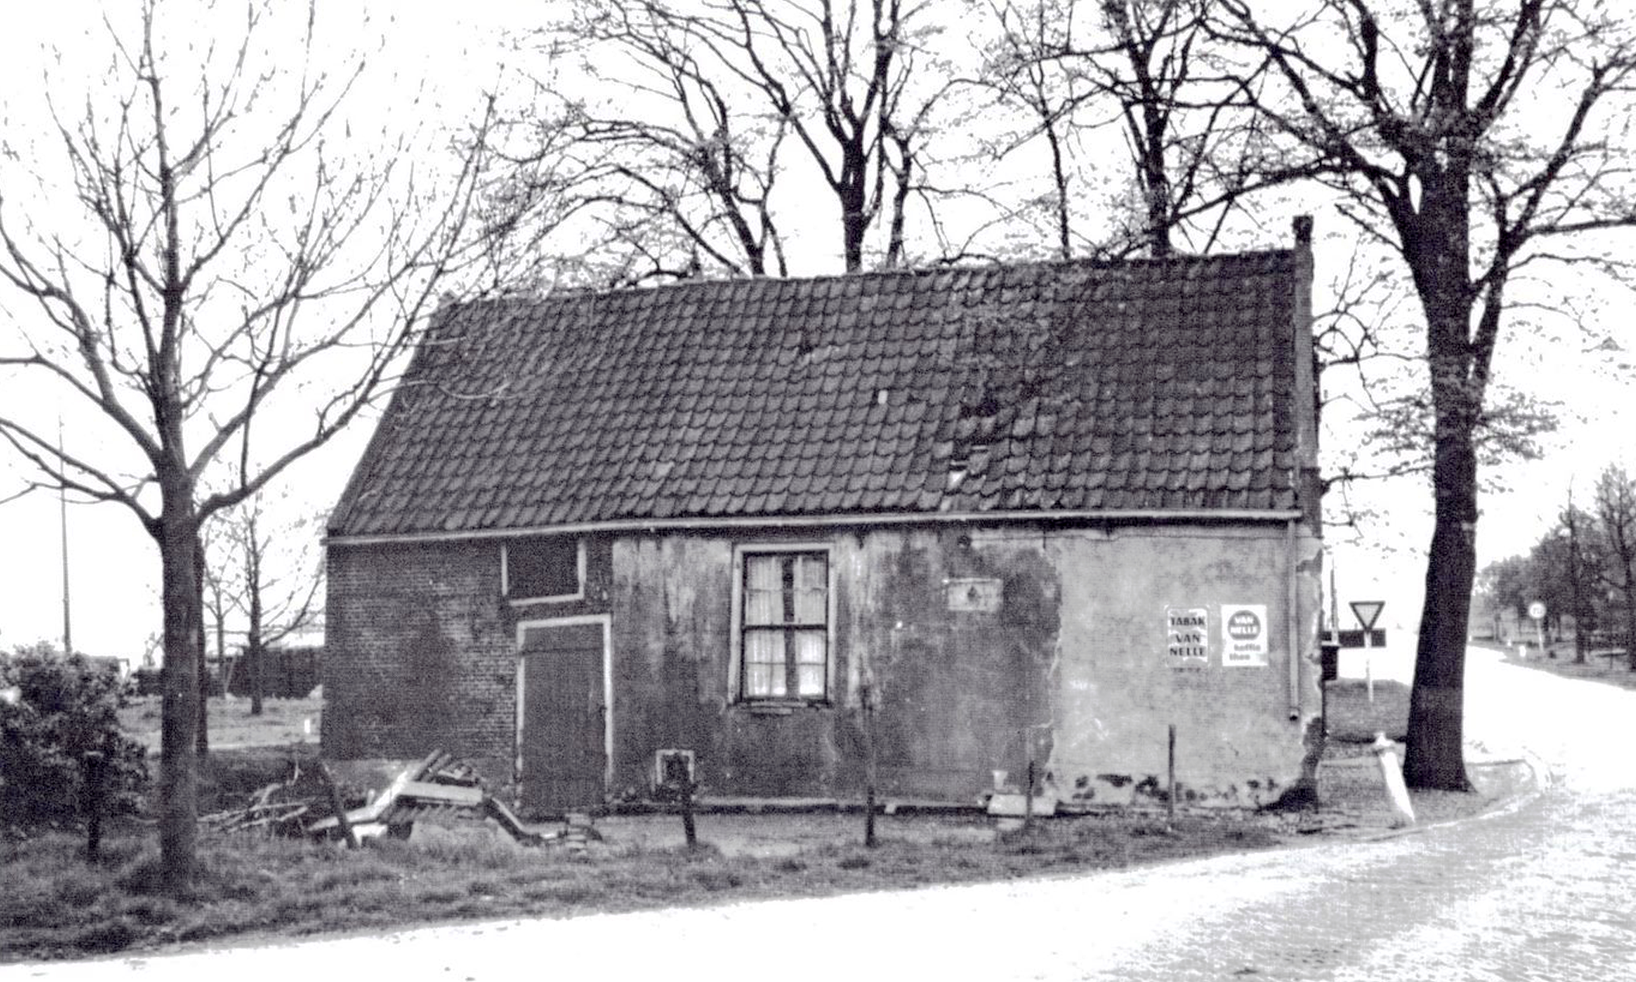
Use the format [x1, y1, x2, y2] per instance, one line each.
[308, 759, 420, 833]
[986, 792, 1058, 818]
[399, 780, 485, 807]
[317, 762, 360, 848]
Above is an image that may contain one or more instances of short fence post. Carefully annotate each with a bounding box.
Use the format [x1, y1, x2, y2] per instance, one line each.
[1167, 724, 1177, 828]
[1023, 759, 1035, 832]
[679, 778, 698, 850]
[82, 749, 106, 862]
[861, 675, 878, 848]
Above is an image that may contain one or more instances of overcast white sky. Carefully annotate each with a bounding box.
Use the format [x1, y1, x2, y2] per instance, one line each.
[0, 1, 1631, 660]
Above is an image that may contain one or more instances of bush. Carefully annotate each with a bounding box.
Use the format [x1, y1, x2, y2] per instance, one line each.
[1, 643, 149, 827]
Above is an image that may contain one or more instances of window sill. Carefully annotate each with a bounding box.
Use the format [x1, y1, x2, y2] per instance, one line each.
[737, 701, 829, 716]
[507, 593, 585, 606]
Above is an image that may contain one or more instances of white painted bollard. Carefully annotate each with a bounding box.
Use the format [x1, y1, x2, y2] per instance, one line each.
[1372, 731, 1416, 826]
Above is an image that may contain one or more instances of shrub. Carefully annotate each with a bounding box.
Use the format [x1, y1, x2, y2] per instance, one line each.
[1, 643, 149, 827]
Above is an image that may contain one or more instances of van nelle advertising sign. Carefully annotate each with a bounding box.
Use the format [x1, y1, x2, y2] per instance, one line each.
[1166, 606, 1209, 668]
[1221, 604, 1269, 667]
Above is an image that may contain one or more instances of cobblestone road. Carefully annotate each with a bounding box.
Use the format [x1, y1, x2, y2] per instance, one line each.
[1080, 643, 1636, 981]
[10, 646, 1633, 981]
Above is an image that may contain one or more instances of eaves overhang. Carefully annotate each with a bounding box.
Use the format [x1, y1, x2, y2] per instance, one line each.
[324, 507, 1305, 548]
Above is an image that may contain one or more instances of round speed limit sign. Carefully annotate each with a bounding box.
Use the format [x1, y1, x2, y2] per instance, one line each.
[1528, 601, 1546, 620]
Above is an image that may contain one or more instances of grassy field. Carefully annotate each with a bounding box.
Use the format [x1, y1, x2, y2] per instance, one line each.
[1497, 641, 1636, 692]
[117, 695, 322, 753]
[1324, 678, 1410, 746]
[0, 675, 1510, 963]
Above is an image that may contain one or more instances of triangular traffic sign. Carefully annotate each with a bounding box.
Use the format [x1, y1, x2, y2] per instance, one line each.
[1350, 601, 1385, 631]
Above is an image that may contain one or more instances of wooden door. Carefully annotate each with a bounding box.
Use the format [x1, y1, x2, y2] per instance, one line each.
[519, 622, 606, 815]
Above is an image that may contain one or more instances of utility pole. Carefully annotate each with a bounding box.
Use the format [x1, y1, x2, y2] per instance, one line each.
[58, 416, 72, 657]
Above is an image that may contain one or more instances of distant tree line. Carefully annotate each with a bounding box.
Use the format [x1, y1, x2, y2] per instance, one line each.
[1476, 465, 1636, 669]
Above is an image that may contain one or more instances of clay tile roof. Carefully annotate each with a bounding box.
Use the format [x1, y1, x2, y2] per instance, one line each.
[330, 249, 1306, 538]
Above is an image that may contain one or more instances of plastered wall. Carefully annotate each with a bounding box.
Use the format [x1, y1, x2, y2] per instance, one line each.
[325, 520, 1321, 807]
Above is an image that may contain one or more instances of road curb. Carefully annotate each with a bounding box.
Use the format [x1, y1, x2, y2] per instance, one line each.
[1349, 748, 1548, 844]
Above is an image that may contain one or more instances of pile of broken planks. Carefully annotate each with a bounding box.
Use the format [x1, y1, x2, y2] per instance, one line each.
[200, 778, 313, 837]
[209, 749, 598, 848]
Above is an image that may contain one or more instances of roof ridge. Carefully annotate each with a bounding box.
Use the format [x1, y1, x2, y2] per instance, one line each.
[456, 248, 1296, 309]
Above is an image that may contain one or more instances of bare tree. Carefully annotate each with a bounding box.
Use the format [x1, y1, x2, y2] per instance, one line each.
[1095, 0, 1266, 257]
[0, 1, 488, 891]
[227, 500, 323, 716]
[968, 0, 1279, 260]
[1217, 0, 1636, 789]
[506, 0, 945, 279]
[200, 519, 239, 690]
[491, 0, 792, 287]
[964, 0, 1092, 259]
[1592, 465, 1636, 671]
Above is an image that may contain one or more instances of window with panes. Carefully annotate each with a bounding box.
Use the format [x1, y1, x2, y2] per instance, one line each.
[739, 551, 829, 702]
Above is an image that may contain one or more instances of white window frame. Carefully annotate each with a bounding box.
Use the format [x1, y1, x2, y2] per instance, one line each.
[502, 537, 587, 605]
[728, 543, 838, 705]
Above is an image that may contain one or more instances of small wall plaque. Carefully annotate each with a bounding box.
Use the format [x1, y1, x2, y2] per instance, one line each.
[946, 577, 1003, 613]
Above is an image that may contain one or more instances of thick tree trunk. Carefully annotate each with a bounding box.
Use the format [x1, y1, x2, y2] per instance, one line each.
[1623, 587, 1636, 672]
[250, 642, 264, 715]
[1139, 111, 1171, 258]
[249, 520, 265, 715]
[841, 198, 865, 273]
[840, 146, 868, 273]
[1403, 421, 1477, 791]
[156, 486, 201, 894]
[194, 530, 209, 755]
[1045, 123, 1071, 260]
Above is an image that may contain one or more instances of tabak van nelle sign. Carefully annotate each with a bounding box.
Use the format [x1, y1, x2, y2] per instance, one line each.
[1221, 604, 1269, 667]
[1166, 606, 1209, 668]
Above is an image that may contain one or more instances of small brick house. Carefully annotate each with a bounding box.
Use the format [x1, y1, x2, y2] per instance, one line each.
[323, 219, 1324, 816]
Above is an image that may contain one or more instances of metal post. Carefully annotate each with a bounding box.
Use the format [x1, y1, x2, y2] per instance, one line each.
[1365, 630, 1374, 704]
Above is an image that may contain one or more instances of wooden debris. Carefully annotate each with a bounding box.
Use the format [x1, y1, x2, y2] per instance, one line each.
[317, 761, 360, 849]
[204, 748, 591, 849]
[399, 780, 484, 808]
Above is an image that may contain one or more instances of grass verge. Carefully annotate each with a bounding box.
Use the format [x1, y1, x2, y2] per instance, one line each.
[2, 812, 1282, 962]
[117, 696, 322, 754]
[1324, 678, 1410, 748]
[1489, 640, 1636, 692]
[2, 676, 1510, 963]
